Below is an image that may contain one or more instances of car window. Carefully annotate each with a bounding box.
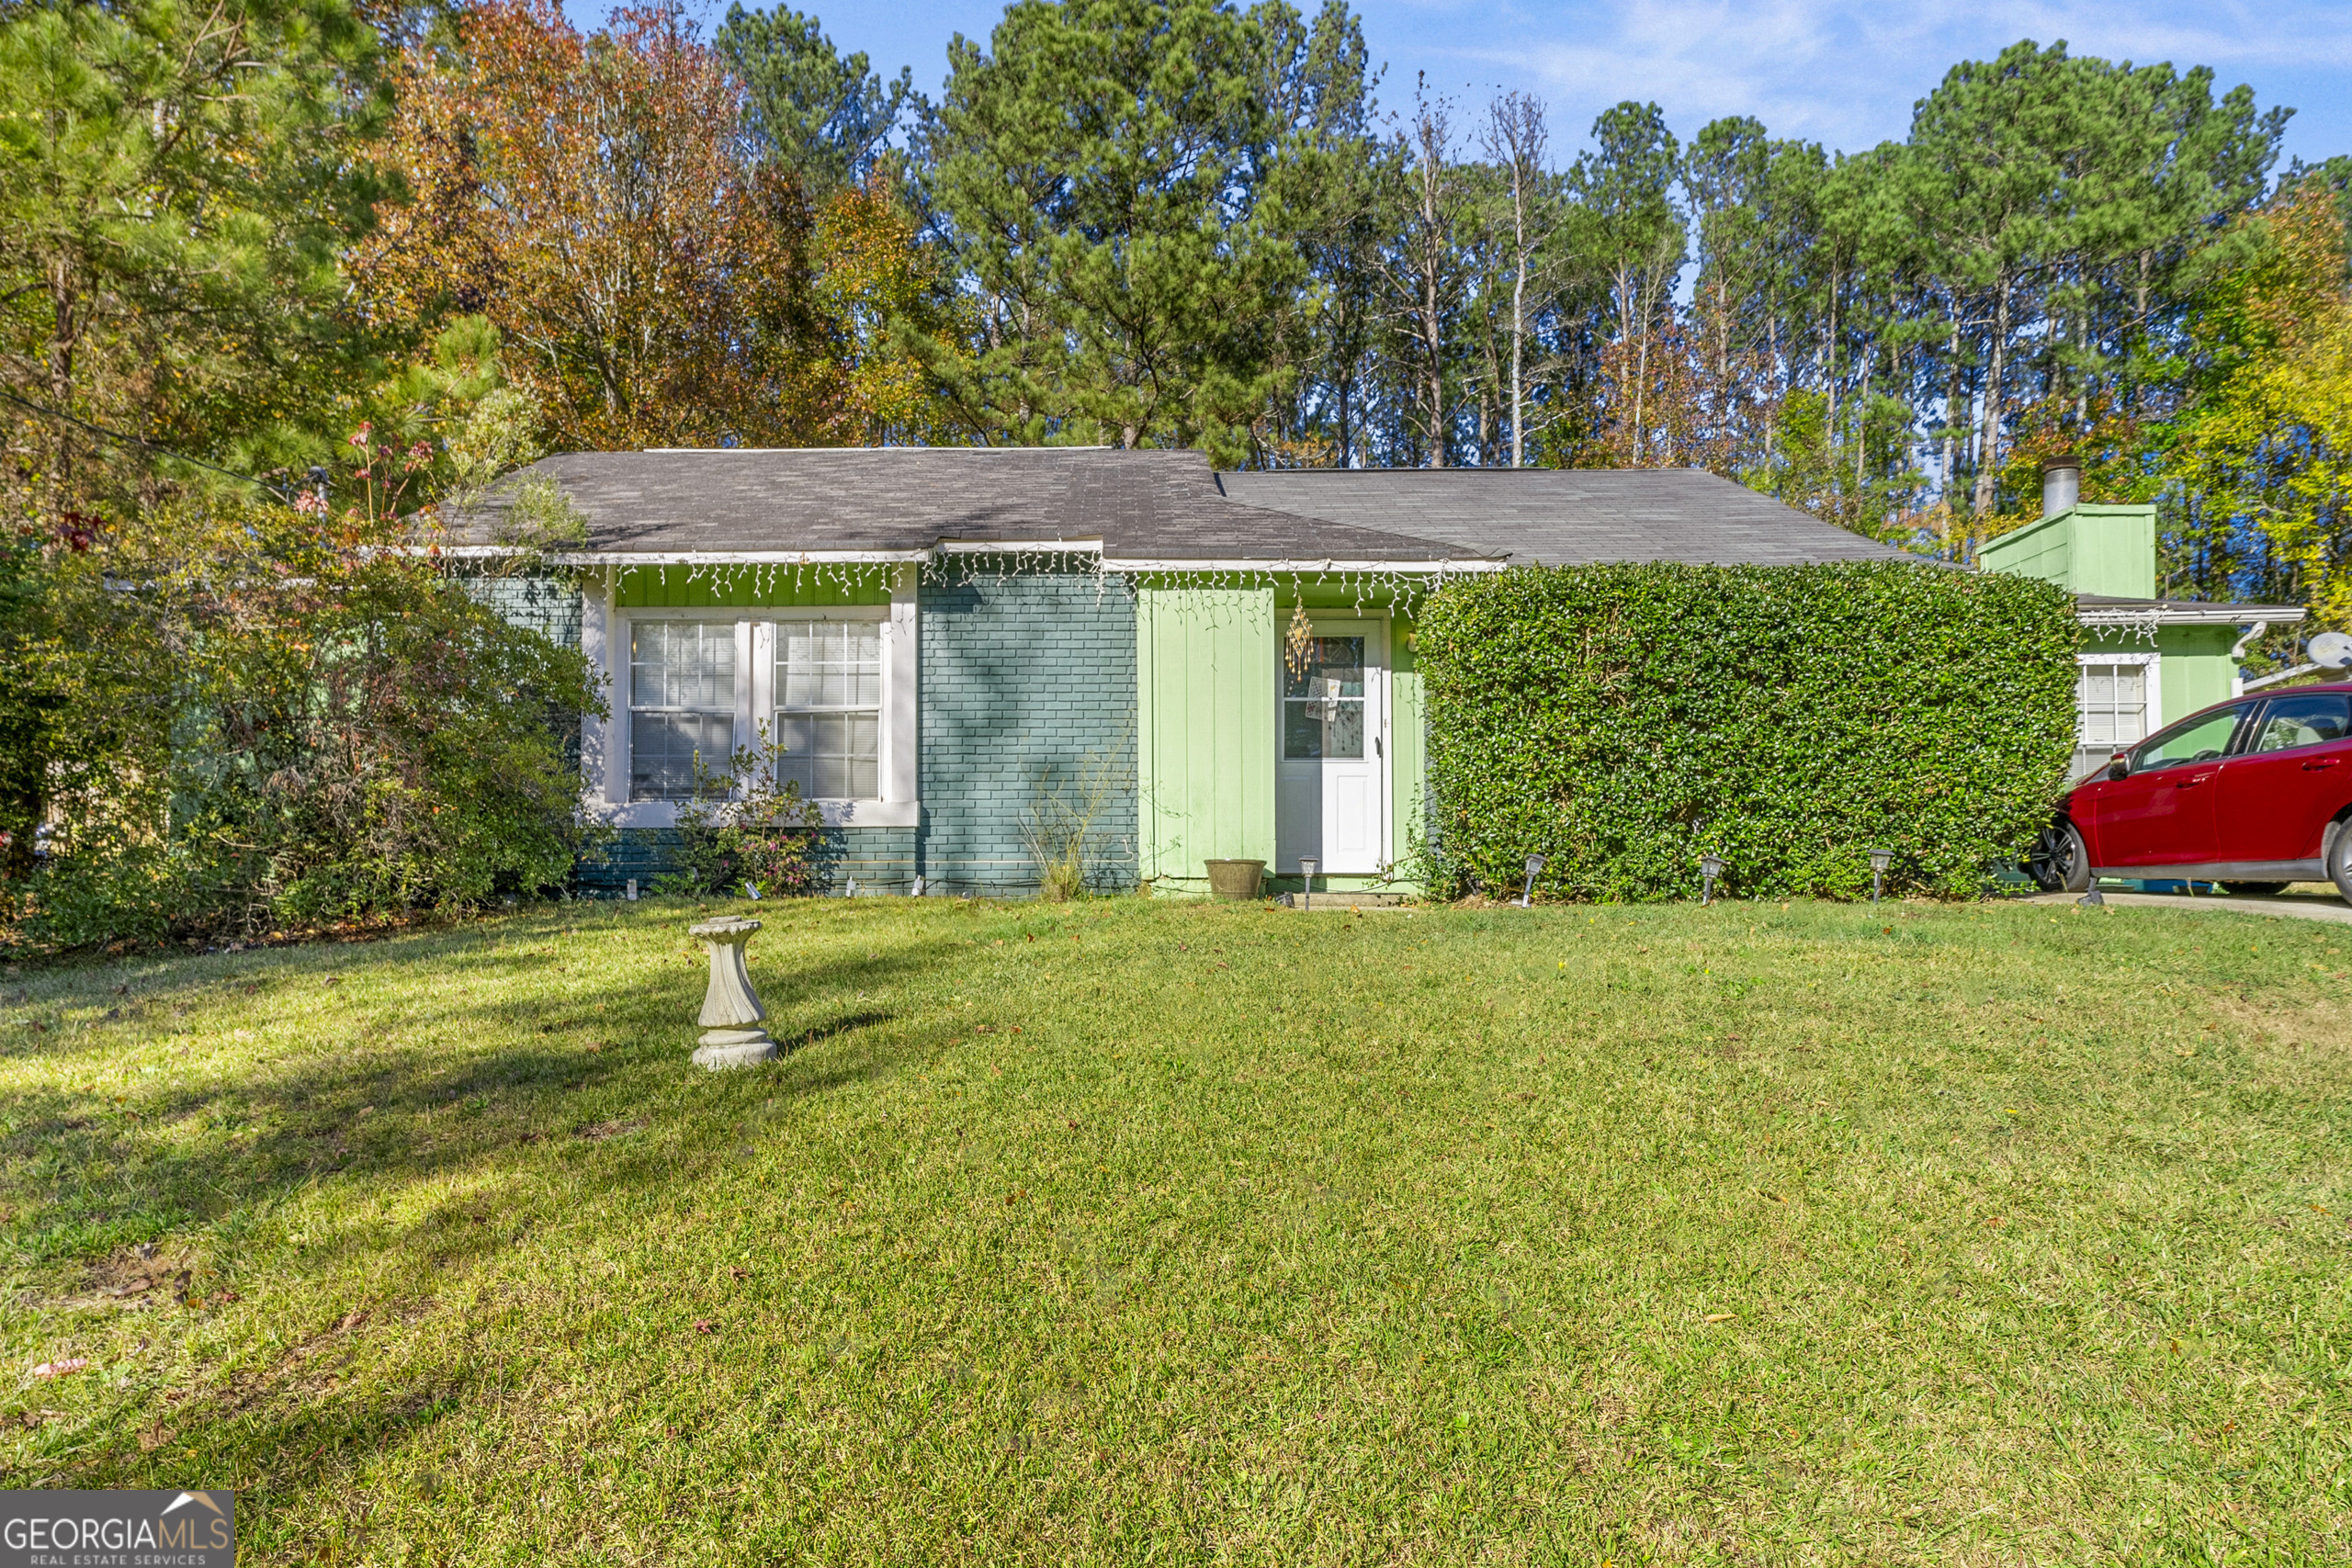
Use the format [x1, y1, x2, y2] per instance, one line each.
[2131, 707, 2244, 773]
[2246, 692, 2352, 753]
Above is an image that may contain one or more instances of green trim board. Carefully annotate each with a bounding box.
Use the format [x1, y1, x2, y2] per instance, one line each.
[612, 566, 892, 608]
[1390, 618, 1426, 884]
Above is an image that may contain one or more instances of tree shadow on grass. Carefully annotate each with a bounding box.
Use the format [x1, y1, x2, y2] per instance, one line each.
[0, 913, 968, 1267]
[3, 913, 985, 1490]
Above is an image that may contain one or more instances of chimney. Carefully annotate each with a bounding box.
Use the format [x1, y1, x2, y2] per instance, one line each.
[2041, 456, 2081, 519]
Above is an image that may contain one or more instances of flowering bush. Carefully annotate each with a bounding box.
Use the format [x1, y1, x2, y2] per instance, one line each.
[660, 737, 827, 897]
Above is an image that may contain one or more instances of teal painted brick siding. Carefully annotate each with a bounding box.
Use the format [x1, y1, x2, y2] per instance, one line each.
[919, 568, 1139, 895]
[578, 828, 680, 897]
[468, 574, 582, 649]
[579, 827, 918, 897]
[565, 567, 1139, 900]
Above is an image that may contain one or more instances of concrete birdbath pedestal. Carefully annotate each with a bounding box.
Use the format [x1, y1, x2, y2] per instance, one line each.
[687, 916, 776, 1069]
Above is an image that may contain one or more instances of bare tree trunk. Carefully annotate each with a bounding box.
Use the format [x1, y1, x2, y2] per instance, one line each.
[1825, 254, 1839, 440]
[47, 254, 81, 512]
[1854, 349, 1870, 495]
[1941, 312, 1962, 521]
[1972, 276, 2010, 518]
[1414, 111, 1450, 468]
[1510, 198, 1527, 468]
[1481, 91, 1547, 468]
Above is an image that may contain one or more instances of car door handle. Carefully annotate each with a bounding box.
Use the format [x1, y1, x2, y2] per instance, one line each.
[2177, 773, 2212, 787]
[2304, 758, 2341, 771]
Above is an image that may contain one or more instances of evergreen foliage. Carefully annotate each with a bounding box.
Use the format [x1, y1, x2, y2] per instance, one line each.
[715, 4, 915, 197]
[1417, 562, 2080, 901]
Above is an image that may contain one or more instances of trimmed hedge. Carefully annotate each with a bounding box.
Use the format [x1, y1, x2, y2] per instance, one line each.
[1417, 560, 2079, 900]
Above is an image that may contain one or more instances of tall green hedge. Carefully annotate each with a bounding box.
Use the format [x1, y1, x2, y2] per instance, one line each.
[1416, 560, 2079, 900]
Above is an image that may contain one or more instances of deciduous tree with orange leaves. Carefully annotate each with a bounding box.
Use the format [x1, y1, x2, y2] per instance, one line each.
[356, 0, 842, 450]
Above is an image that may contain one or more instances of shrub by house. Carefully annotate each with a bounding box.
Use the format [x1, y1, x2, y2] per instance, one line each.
[1417, 560, 2079, 900]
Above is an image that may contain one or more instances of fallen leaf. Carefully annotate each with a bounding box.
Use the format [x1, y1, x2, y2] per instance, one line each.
[31, 1359, 89, 1380]
[1702, 1313, 1735, 1324]
[693, 1319, 717, 1334]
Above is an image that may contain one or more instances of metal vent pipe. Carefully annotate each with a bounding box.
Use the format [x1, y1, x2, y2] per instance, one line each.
[2041, 456, 2081, 519]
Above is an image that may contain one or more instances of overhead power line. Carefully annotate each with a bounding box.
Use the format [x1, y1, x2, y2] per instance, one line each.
[0, 386, 291, 498]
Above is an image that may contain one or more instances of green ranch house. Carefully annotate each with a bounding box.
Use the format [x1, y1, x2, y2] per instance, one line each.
[469, 447, 2284, 899]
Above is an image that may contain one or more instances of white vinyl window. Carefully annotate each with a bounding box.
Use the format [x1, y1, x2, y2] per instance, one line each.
[2075, 658, 2151, 781]
[629, 621, 738, 801]
[774, 619, 881, 800]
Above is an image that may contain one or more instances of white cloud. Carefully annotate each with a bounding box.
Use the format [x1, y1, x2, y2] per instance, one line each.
[1379, 0, 2352, 158]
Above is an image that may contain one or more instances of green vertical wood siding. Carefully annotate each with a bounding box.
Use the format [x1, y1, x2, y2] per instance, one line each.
[1138, 586, 1275, 886]
[2156, 625, 2239, 726]
[1979, 505, 2157, 599]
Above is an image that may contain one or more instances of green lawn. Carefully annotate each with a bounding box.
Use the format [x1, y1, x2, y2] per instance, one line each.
[2, 895, 2346, 1563]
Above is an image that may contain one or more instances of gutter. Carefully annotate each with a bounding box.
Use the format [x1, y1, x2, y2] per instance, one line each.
[2231, 620, 2274, 696]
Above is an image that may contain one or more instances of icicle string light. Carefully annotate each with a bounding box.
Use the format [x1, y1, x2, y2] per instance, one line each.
[595, 552, 1480, 616]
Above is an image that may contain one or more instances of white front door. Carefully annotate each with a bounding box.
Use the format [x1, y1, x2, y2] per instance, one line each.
[1276, 618, 1387, 875]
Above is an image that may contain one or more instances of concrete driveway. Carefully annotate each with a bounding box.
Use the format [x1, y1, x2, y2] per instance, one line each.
[2024, 885, 2352, 925]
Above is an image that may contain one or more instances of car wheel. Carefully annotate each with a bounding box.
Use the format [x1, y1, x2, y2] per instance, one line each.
[2330, 822, 2352, 906]
[2025, 819, 2091, 894]
[2226, 881, 2290, 897]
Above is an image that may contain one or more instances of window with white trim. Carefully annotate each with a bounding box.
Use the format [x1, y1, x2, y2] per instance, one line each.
[629, 621, 737, 801]
[775, 618, 880, 799]
[2074, 659, 2150, 781]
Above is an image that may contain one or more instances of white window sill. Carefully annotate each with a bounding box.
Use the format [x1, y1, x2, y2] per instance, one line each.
[589, 799, 920, 829]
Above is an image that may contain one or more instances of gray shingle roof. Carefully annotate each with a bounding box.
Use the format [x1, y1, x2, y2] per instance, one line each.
[449, 447, 1916, 568]
[1215, 466, 1913, 566]
[457, 447, 1485, 564]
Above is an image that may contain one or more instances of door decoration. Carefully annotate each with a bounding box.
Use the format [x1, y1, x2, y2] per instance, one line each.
[1284, 600, 1314, 683]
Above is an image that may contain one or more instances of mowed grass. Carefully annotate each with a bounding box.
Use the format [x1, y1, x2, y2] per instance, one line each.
[2, 895, 2347, 1564]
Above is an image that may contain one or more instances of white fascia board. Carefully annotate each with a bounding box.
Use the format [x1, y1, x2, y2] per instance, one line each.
[1103, 557, 1508, 574]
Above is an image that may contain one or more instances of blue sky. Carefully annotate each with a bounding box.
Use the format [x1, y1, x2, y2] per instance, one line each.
[573, 0, 2351, 172]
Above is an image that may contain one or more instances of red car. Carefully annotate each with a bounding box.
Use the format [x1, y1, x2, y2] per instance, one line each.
[2032, 683, 2352, 898]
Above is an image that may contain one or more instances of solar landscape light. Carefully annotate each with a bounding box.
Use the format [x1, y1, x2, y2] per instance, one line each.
[1699, 852, 1725, 906]
[1298, 856, 1318, 911]
[1519, 853, 1546, 908]
[1868, 847, 1893, 904]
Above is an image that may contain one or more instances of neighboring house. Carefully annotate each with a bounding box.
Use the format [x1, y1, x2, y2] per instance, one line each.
[1978, 458, 2305, 781]
[466, 447, 1907, 897]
